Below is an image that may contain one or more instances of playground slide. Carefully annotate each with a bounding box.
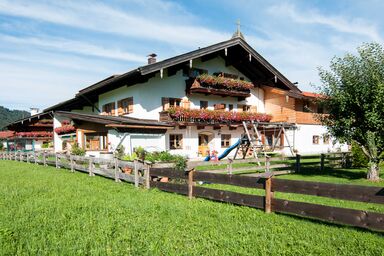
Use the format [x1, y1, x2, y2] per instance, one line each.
[204, 139, 241, 161]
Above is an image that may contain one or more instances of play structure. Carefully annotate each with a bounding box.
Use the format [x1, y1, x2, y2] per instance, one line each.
[204, 121, 297, 162]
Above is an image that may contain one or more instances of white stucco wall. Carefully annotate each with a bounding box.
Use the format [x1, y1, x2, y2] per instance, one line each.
[283, 124, 349, 156]
[107, 129, 165, 156]
[53, 114, 63, 153]
[165, 126, 244, 159]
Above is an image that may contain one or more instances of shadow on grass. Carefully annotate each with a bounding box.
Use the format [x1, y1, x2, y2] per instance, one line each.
[296, 166, 368, 180]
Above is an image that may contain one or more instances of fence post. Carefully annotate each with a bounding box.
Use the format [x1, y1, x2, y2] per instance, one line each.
[265, 155, 270, 173]
[43, 152, 47, 166]
[227, 159, 233, 175]
[265, 175, 273, 213]
[134, 159, 139, 187]
[70, 155, 74, 172]
[88, 158, 94, 176]
[14, 152, 17, 161]
[55, 154, 59, 169]
[341, 152, 347, 168]
[114, 158, 120, 183]
[320, 153, 325, 171]
[295, 154, 301, 173]
[144, 162, 151, 189]
[34, 152, 37, 165]
[188, 169, 195, 200]
[27, 153, 30, 163]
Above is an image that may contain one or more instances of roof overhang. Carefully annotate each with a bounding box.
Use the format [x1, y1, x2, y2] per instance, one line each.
[54, 111, 173, 130]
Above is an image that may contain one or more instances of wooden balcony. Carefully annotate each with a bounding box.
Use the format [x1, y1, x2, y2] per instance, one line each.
[159, 108, 272, 127]
[295, 112, 323, 124]
[186, 75, 252, 99]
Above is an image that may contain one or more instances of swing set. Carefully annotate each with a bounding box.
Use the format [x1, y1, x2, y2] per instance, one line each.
[232, 121, 297, 164]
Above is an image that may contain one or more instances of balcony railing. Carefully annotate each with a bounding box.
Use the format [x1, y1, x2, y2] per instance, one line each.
[160, 107, 272, 124]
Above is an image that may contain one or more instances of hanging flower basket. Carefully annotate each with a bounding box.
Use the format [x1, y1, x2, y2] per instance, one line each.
[54, 125, 76, 135]
[193, 74, 254, 92]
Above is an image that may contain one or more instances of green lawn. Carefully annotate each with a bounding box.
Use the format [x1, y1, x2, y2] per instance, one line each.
[0, 161, 384, 255]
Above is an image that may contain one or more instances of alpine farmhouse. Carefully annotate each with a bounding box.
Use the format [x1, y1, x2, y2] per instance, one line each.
[2, 33, 348, 158]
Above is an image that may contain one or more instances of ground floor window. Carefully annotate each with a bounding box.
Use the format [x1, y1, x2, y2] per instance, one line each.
[313, 135, 320, 145]
[323, 135, 330, 144]
[169, 134, 183, 149]
[84, 132, 108, 151]
[221, 134, 231, 148]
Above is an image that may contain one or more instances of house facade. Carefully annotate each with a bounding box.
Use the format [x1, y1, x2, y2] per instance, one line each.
[6, 34, 347, 158]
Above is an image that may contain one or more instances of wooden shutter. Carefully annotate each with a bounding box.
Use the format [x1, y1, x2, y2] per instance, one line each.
[237, 104, 243, 113]
[111, 102, 116, 116]
[250, 105, 257, 113]
[214, 104, 225, 110]
[117, 100, 123, 115]
[162, 97, 170, 111]
[128, 97, 134, 113]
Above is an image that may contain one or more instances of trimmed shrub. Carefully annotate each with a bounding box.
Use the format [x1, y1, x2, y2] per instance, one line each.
[351, 141, 369, 167]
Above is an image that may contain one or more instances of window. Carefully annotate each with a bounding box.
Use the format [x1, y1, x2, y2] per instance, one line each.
[183, 67, 208, 77]
[162, 97, 181, 111]
[228, 104, 234, 111]
[214, 103, 226, 110]
[221, 134, 231, 148]
[84, 132, 108, 151]
[237, 104, 251, 112]
[213, 72, 238, 79]
[313, 135, 320, 145]
[323, 135, 330, 144]
[117, 97, 133, 115]
[200, 101, 208, 109]
[317, 103, 324, 114]
[169, 134, 183, 149]
[102, 102, 116, 116]
[303, 100, 311, 112]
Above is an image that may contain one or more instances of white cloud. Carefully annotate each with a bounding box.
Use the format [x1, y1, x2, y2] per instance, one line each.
[0, 34, 146, 62]
[268, 2, 383, 42]
[0, 0, 229, 47]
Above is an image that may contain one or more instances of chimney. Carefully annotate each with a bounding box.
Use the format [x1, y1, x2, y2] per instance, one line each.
[147, 53, 157, 64]
[30, 107, 40, 116]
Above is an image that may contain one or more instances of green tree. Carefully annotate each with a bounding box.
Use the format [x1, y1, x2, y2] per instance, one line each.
[318, 42, 384, 181]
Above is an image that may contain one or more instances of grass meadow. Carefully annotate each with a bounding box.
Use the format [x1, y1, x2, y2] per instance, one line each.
[0, 160, 383, 255]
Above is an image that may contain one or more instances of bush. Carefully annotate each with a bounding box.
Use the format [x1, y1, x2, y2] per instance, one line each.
[0, 143, 3, 151]
[145, 151, 187, 171]
[115, 145, 125, 160]
[71, 142, 86, 156]
[351, 142, 369, 167]
[121, 152, 138, 161]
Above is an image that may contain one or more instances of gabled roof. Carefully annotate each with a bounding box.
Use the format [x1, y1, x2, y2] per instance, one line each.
[46, 37, 301, 112]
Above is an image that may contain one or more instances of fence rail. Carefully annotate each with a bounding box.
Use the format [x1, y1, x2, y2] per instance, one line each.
[149, 167, 384, 232]
[188, 152, 351, 176]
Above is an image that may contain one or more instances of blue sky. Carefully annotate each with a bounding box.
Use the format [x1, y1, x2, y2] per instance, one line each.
[0, 0, 383, 111]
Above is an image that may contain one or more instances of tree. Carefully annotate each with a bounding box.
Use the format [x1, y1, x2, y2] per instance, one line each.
[318, 42, 384, 181]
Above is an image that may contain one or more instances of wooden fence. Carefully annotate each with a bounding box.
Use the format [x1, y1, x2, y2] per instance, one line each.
[187, 152, 351, 175]
[0, 151, 152, 188]
[149, 167, 384, 232]
[2, 151, 381, 232]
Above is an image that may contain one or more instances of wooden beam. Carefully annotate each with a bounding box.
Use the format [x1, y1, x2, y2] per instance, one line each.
[105, 124, 173, 129]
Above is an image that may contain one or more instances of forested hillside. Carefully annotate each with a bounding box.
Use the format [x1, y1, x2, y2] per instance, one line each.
[0, 106, 30, 129]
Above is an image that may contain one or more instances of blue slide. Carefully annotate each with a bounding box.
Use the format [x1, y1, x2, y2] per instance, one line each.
[204, 139, 241, 161]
